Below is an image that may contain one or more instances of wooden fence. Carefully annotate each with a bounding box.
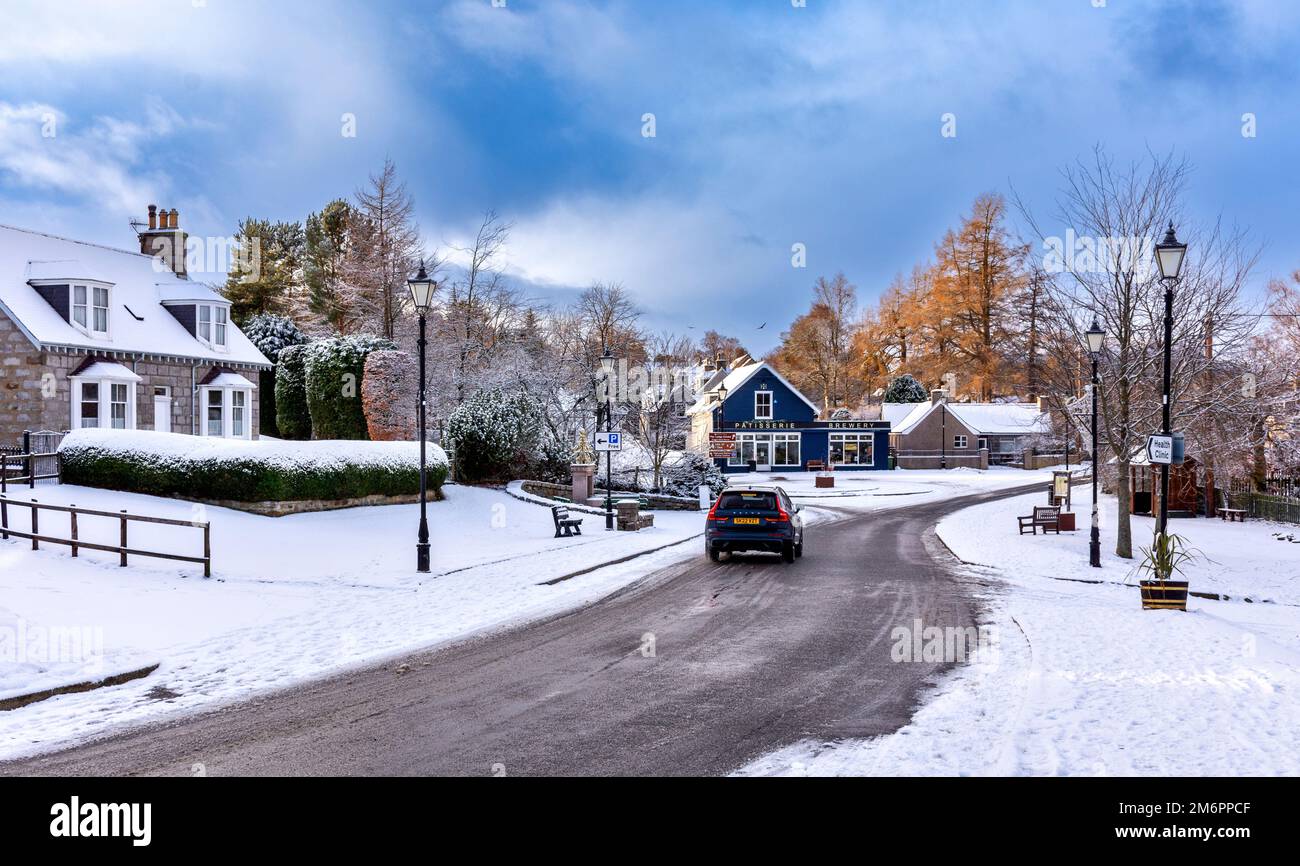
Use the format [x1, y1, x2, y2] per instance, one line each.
[0, 495, 211, 577]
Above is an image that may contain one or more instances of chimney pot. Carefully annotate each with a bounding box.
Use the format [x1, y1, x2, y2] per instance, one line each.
[169, 208, 179, 229]
[147, 204, 157, 230]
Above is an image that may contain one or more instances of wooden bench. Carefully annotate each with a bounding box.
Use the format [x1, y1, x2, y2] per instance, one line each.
[551, 505, 584, 538]
[1219, 492, 1247, 523]
[1018, 506, 1061, 535]
[806, 460, 825, 472]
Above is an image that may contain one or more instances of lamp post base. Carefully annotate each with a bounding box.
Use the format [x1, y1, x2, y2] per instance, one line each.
[605, 509, 614, 531]
[1089, 507, 1101, 568]
[417, 542, 430, 574]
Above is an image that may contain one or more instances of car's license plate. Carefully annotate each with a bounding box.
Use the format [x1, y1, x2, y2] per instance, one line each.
[732, 517, 760, 525]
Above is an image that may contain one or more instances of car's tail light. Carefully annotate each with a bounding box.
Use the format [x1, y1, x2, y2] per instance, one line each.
[771, 501, 791, 522]
[706, 499, 727, 521]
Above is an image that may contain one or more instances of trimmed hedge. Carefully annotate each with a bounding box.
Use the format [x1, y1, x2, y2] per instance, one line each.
[274, 344, 311, 440]
[243, 314, 308, 440]
[59, 429, 447, 504]
[304, 335, 396, 440]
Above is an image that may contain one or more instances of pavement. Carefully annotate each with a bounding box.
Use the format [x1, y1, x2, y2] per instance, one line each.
[1, 482, 1043, 777]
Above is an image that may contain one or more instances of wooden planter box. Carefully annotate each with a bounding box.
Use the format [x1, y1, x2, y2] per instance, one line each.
[1056, 512, 1077, 532]
[1140, 580, 1189, 611]
[815, 475, 835, 489]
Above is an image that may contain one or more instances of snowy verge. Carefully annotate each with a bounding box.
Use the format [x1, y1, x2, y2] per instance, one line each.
[0, 482, 705, 758]
[739, 492, 1300, 776]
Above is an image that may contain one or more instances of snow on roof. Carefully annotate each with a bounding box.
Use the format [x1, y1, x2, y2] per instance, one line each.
[881, 402, 925, 426]
[946, 403, 1051, 436]
[24, 258, 113, 284]
[686, 360, 821, 416]
[201, 370, 257, 389]
[889, 401, 938, 435]
[0, 224, 269, 367]
[67, 360, 142, 382]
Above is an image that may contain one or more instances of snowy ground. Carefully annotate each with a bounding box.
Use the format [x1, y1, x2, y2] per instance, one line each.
[742, 491, 1300, 776]
[0, 464, 1064, 761]
[0, 481, 704, 758]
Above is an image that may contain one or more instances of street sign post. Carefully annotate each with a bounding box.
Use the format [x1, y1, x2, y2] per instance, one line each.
[1147, 434, 1173, 465]
[594, 431, 622, 452]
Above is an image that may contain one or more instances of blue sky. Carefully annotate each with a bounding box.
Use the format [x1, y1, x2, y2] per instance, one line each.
[2, 0, 1299, 353]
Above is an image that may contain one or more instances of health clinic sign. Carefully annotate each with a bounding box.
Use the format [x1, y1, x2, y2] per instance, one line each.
[1146, 433, 1184, 466]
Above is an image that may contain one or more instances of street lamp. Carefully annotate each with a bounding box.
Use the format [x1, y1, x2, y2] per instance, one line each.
[717, 381, 729, 470]
[600, 346, 617, 531]
[407, 260, 437, 573]
[1154, 222, 1187, 539]
[1086, 317, 1106, 568]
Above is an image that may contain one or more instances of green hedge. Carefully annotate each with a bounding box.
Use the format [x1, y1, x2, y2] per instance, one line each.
[274, 344, 311, 440]
[304, 335, 396, 440]
[59, 430, 447, 503]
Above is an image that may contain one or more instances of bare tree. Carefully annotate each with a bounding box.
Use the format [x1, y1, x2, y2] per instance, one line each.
[343, 159, 424, 339]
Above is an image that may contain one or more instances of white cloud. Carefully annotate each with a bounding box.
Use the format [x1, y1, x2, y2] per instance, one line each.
[0, 102, 166, 217]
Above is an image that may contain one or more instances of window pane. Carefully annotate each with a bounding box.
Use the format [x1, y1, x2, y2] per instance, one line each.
[94, 307, 107, 332]
[93, 286, 108, 306]
[199, 306, 211, 323]
[74, 285, 87, 304]
[216, 323, 227, 346]
[232, 392, 245, 436]
[207, 390, 224, 436]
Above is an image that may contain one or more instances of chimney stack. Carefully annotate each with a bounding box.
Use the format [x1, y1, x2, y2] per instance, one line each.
[930, 389, 948, 405]
[138, 204, 187, 279]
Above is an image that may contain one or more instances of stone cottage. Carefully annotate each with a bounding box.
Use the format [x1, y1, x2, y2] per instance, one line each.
[0, 208, 271, 446]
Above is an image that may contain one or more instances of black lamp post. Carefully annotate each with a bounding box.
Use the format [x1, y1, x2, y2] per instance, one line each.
[600, 346, 616, 531]
[1086, 317, 1106, 568]
[407, 260, 437, 573]
[1154, 223, 1187, 539]
[716, 381, 728, 461]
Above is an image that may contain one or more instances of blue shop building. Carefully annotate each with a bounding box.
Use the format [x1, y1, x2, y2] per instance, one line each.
[687, 359, 890, 472]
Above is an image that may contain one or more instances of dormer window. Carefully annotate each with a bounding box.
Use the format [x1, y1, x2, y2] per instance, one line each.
[70, 284, 110, 337]
[197, 304, 229, 350]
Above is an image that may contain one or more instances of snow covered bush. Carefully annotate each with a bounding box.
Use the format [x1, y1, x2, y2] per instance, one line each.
[883, 374, 928, 403]
[59, 429, 447, 503]
[243, 314, 309, 439]
[304, 335, 397, 441]
[362, 350, 417, 441]
[446, 388, 543, 483]
[274, 344, 312, 440]
[242, 314, 308, 364]
[830, 407, 854, 420]
[531, 428, 573, 483]
[658, 452, 727, 498]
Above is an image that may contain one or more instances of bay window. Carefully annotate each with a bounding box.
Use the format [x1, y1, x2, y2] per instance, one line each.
[70, 363, 139, 430]
[200, 385, 254, 439]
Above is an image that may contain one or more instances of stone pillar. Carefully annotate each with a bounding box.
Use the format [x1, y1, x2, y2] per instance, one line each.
[979, 448, 989, 471]
[571, 463, 595, 503]
[616, 499, 639, 531]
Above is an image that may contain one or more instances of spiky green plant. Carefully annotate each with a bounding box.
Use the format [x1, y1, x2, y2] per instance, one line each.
[1136, 532, 1199, 583]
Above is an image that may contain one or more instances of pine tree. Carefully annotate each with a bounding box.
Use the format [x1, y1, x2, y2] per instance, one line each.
[222, 218, 305, 325]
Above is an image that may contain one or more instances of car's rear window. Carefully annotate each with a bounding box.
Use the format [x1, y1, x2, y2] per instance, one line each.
[718, 491, 777, 511]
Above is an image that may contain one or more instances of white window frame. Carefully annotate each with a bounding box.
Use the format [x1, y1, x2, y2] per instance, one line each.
[196, 303, 231, 351]
[954, 435, 968, 449]
[978, 437, 988, 452]
[70, 375, 137, 430]
[726, 432, 801, 467]
[199, 386, 253, 439]
[754, 390, 773, 420]
[29, 280, 112, 340]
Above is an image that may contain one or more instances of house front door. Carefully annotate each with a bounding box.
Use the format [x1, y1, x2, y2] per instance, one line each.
[153, 386, 172, 433]
[754, 438, 772, 470]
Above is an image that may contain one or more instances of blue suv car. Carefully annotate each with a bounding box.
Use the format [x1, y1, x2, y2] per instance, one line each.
[705, 486, 804, 563]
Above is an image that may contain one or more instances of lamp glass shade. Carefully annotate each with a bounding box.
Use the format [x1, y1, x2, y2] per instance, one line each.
[717, 385, 728, 404]
[1085, 319, 1106, 356]
[407, 262, 436, 312]
[1154, 223, 1187, 281]
[599, 349, 615, 377]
